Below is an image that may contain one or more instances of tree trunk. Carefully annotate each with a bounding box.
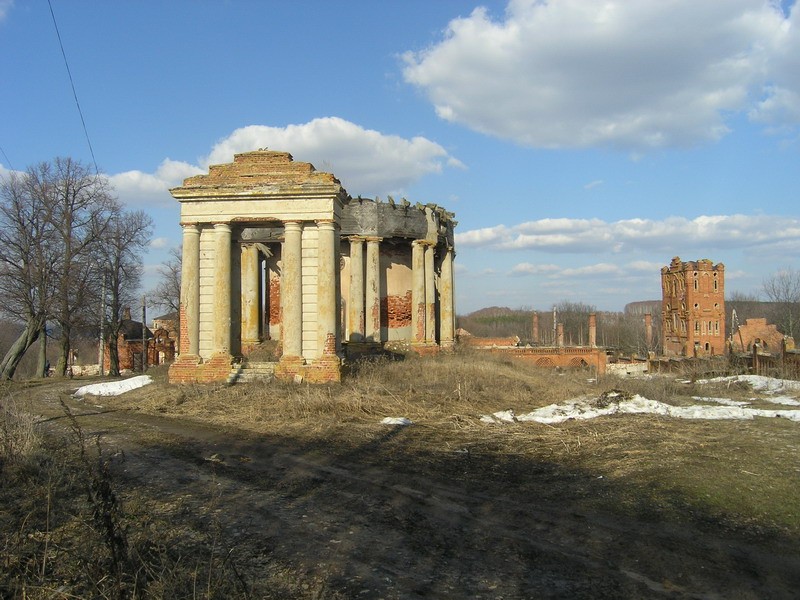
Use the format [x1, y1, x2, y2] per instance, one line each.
[107, 329, 121, 376]
[36, 322, 48, 378]
[0, 317, 43, 380]
[55, 323, 71, 378]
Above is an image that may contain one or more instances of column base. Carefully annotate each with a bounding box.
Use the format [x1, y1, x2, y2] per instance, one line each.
[275, 353, 343, 384]
[275, 355, 306, 382]
[411, 342, 441, 356]
[168, 354, 202, 383]
[168, 352, 233, 383]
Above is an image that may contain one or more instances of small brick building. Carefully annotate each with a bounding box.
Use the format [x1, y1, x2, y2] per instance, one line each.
[104, 311, 176, 371]
[729, 318, 785, 353]
[661, 257, 725, 356]
[104, 317, 153, 372]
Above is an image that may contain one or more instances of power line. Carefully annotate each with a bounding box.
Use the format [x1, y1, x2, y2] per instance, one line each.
[47, 0, 99, 173]
[0, 145, 13, 171]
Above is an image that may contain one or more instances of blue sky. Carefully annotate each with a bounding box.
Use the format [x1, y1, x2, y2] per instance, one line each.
[1, 0, 798, 313]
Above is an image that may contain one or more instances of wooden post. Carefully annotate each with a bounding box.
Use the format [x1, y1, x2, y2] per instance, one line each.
[98, 275, 105, 376]
[142, 296, 147, 373]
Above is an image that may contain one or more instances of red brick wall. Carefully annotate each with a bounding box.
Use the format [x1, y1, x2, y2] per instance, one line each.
[179, 303, 189, 356]
[461, 336, 520, 348]
[268, 274, 281, 325]
[732, 318, 785, 353]
[382, 291, 412, 328]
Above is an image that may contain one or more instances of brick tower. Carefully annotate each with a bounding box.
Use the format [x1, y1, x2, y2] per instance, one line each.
[661, 257, 725, 356]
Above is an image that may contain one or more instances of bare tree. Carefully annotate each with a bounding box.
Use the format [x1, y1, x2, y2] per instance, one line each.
[555, 301, 596, 346]
[102, 210, 153, 376]
[762, 268, 800, 339]
[0, 170, 59, 379]
[150, 245, 181, 316]
[45, 158, 117, 377]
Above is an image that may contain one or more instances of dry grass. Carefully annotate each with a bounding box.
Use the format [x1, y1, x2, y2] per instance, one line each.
[0, 388, 42, 471]
[3, 351, 800, 596]
[107, 351, 800, 535]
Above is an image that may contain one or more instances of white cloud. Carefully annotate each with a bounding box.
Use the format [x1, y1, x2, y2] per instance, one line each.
[456, 214, 800, 257]
[0, 1, 12, 23]
[455, 224, 510, 246]
[106, 118, 460, 206]
[560, 263, 621, 277]
[749, 3, 800, 126]
[584, 180, 603, 190]
[201, 117, 463, 196]
[403, 0, 798, 149]
[150, 237, 170, 250]
[108, 159, 203, 208]
[510, 262, 560, 276]
[508, 259, 666, 286]
[627, 260, 664, 273]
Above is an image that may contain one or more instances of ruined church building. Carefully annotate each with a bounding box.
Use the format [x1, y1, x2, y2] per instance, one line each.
[169, 150, 456, 384]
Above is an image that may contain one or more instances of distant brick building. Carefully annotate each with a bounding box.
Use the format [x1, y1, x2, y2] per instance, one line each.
[661, 257, 725, 356]
[729, 318, 785, 354]
[104, 316, 154, 372]
[104, 308, 176, 371]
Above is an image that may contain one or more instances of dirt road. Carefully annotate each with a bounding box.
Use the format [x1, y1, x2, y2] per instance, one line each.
[30, 382, 800, 599]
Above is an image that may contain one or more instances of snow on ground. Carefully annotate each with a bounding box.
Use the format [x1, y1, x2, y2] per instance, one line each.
[73, 375, 153, 398]
[482, 376, 800, 425]
[482, 396, 800, 425]
[697, 374, 800, 395]
[691, 396, 750, 407]
[381, 417, 413, 426]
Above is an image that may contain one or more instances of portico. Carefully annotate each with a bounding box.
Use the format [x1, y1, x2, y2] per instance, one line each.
[168, 150, 456, 384]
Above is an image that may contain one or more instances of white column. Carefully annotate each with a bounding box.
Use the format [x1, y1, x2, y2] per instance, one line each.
[317, 220, 338, 354]
[439, 246, 455, 347]
[241, 243, 260, 345]
[282, 221, 303, 357]
[348, 236, 365, 342]
[213, 222, 232, 354]
[411, 240, 426, 343]
[425, 243, 436, 344]
[180, 223, 200, 356]
[365, 237, 382, 342]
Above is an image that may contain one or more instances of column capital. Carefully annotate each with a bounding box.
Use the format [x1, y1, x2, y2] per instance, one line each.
[180, 222, 200, 230]
[212, 221, 232, 231]
[346, 235, 366, 243]
[365, 236, 383, 243]
[316, 219, 337, 229]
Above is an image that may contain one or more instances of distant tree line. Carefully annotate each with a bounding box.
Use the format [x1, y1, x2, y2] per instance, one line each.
[456, 301, 661, 356]
[0, 157, 152, 379]
[457, 269, 800, 358]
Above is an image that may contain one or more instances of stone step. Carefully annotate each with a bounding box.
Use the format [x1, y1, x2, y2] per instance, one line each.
[227, 361, 277, 384]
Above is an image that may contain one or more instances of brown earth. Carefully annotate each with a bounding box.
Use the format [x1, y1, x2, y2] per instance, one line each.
[12, 365, 800, 599]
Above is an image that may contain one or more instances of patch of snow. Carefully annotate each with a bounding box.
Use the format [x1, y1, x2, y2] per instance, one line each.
[381, 417, 413, 426]
[698, 374, 800, 395]
[482, 394, 800, 425]
[73, 375, 153, 398]
[480, 409, 516, 424]
[761, 396, 800, 406]
[691, 396, 750, 407]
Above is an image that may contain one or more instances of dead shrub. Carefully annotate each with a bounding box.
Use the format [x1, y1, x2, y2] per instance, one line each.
[0, 394, 41, 473]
